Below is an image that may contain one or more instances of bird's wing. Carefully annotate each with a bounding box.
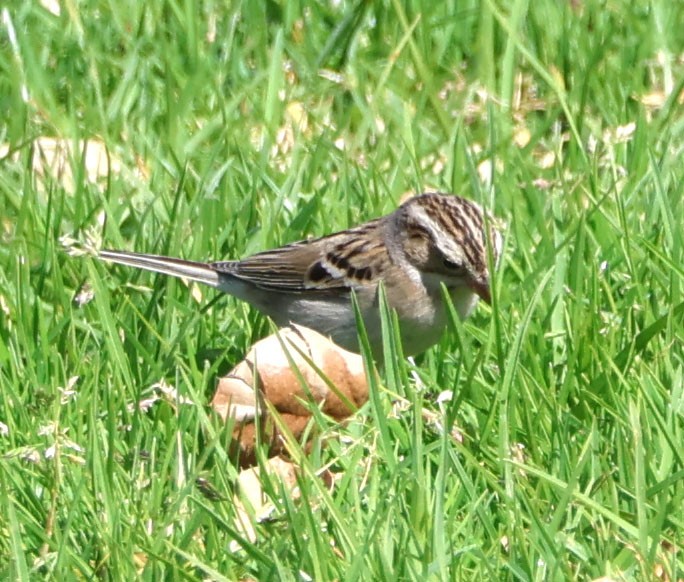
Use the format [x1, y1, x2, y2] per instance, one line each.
[211, 219, 389, 292]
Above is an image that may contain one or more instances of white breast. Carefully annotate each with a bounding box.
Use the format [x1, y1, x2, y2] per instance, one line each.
[222, 275, 478, 356]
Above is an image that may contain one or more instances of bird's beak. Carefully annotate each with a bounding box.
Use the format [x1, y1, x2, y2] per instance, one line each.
[470, 278, 492, 305]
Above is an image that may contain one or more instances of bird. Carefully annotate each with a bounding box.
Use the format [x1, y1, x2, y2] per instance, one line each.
[99, 192, 502, 356]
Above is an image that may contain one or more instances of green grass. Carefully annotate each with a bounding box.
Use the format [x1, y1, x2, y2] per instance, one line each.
[1, 0, 684, 579]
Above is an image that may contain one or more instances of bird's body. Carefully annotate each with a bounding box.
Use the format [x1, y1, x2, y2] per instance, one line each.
[99, 193, 501, 355]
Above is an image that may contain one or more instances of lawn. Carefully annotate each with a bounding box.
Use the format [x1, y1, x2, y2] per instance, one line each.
[1, 0, 683, 579]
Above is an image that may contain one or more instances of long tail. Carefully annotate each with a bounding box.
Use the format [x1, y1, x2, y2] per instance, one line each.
[99, 250, 221, 287]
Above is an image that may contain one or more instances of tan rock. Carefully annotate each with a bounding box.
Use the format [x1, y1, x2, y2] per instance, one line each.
[211, 325, 369, 467]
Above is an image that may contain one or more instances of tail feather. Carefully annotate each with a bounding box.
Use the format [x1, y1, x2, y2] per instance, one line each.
[99, 250, 221, 287]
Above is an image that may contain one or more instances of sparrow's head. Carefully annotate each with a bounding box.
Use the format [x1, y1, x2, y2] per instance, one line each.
[394, 192, 502, 303]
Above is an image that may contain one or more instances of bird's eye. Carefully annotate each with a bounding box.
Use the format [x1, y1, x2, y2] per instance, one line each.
[442, 258, 465, 272]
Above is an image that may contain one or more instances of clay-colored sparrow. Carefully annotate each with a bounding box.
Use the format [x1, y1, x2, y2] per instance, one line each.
[99, 192, 502, 355]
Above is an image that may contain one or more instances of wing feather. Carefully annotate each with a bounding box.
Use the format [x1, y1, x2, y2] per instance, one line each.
[210, 219, 388, 292]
